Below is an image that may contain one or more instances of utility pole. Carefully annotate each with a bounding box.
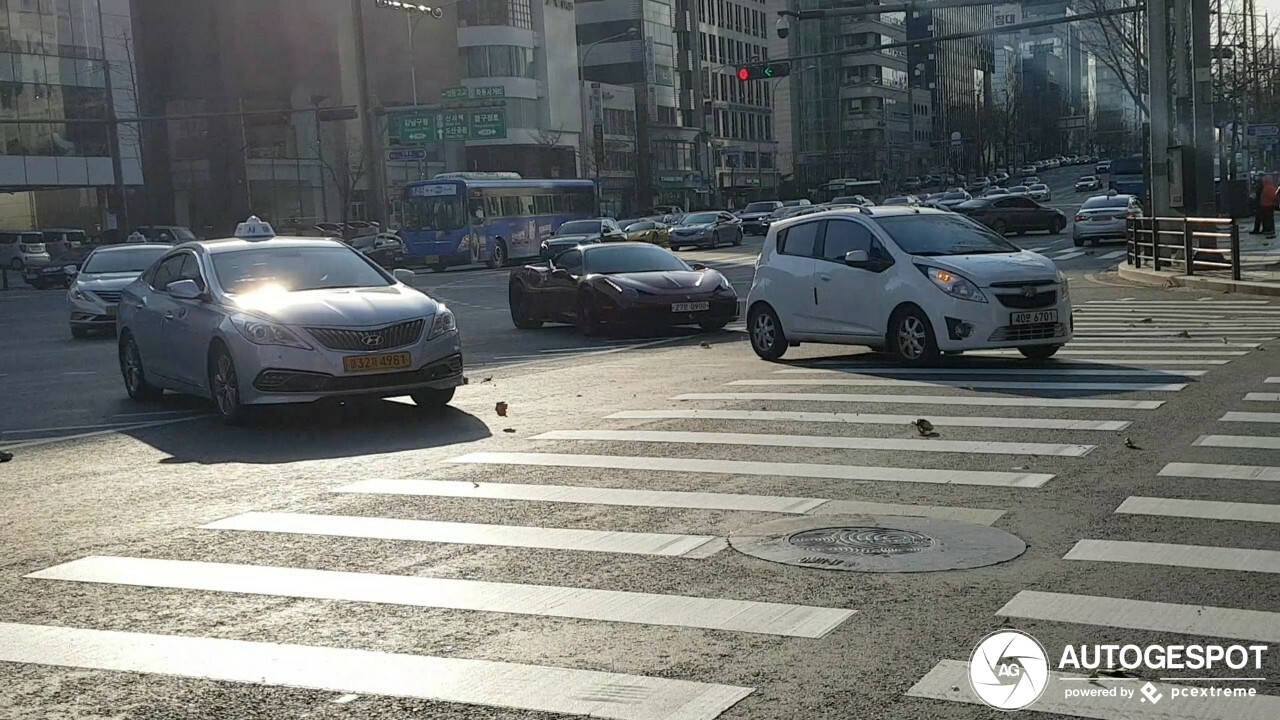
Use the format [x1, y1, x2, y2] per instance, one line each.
[352, 0, 386, 224]
[96, 0, 129, 230]
[1191, 0, 1215, 215]
[1148, 1, 1172, 215]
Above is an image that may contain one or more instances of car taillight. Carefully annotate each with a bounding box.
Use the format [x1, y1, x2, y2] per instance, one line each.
[1124, 213, 1135, 219]
[1075, 215, 1085, 222]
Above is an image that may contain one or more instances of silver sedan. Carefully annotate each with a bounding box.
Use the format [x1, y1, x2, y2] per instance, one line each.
[1072, 193, 1142, 247]
[116, 219, 464, 423]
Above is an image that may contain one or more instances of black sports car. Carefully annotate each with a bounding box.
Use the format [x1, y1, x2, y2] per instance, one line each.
[24, 246, 93, 289]
[508, 242, 739, 335]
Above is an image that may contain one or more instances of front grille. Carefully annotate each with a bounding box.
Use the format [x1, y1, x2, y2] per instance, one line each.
[92, 290, 122, 303]
[988, 322, 1067, 342]
[995, 290, 1057, 309]
[253, 354, 463, 394]
[306, 318, 425, 351]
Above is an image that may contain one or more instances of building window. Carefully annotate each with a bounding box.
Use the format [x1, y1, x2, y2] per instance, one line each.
[457, 0, 533, 30]
[459, 45, 534, 78]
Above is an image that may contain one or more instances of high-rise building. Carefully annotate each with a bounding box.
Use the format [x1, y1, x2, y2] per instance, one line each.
[907, 4, 993, 175]
[0, 0, 141, 230]
[789, 1, 911, 188]
[696, 0, 777, 205]
[576, 0, 705, 210]
[998, 1, 1095, 156]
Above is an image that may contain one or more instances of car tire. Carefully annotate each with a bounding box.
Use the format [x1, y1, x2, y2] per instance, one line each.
[1050, 217, 1066, 234]
[991, 219, 1007, 235]
[208, 343, 252, 425]
[411, 387, 456, 409]
[748, 304, 788, 361]
[430, 263, 448, 273]
[119, 333, 163, 402]
[576, 293, 601, 337]
[487, 240, 508, 269]
[699, 318, 729, 332]
[1073, 237, 1085, 247]
[509, 283, 543, 330]
[888, 306, 940, 365]
[1019, 344, 1061, 360]
[733, 229, 743, 246]
[71, 327, 90, 339]
[9, 258, 21, 270]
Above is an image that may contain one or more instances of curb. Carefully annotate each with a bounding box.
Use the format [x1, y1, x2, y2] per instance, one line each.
[1116, 263, 1280, 297]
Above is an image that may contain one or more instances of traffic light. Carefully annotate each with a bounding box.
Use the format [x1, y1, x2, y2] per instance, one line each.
[735, 62, 791, 81]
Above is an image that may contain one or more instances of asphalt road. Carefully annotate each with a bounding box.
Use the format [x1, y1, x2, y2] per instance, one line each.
[1, 253, 1278, 719]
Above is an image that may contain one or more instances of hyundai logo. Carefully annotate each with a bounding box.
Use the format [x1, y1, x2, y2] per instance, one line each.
[361, 334, 384, 347]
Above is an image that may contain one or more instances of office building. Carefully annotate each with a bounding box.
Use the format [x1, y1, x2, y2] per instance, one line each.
[907, 4, 992, 175]
[581, 80, 638, 216]
[0, 0, 141, 230]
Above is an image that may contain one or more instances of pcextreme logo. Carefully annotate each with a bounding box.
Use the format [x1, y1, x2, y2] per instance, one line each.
[969, 629, 1050, 711]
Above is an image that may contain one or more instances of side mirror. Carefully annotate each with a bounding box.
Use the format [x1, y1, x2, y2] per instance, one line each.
[393, 268, 416, 285]
[167, 279, 203, 300]
[844, 250, 870, 265]
[690, 262, 708, 271]
[551, 268, 572, 280]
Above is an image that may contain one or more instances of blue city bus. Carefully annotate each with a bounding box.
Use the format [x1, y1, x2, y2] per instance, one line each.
[401, 174, 597, 271]
[1109, 154, 1145, 197]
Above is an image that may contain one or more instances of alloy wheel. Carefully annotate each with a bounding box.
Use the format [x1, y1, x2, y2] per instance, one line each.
[897, 316, 927, 360]
[212, 352, 239, 417]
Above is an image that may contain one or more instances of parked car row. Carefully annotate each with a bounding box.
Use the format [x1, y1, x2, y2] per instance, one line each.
[5, 225, 199, 289]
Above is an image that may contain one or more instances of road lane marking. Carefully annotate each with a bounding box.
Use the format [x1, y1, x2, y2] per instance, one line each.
[1051, 250, 1087, 260]
[1194, 434, 1280, 450]
[0, 622, 753, 720]
[1096, 250, 1128, 260]
[931, 357, 1229, 365]
[773, 367, 1206, 377]
[1245, 393, 1280, 401]
[727, 379, 1189, 392]
[907, 660, 1280, 720]
[674, 392, 1165, 410]
[1268, 377, 1280, 383]
[1064, 540, 1280, 574]
[1221, 412, 1280, 423]
[532, 429, 1095, 458]
[1159, 462, 1280, 482]
[997, 590, 1280, 642]
[445, 452, 1054, 488]
[1116, 496, 1280, 524]
[1083, 299, 1273, 305]
[608, 409, 1131, 431]
[202, 512, 725, 558]
[336, 479, 1006, 525]
[28, 556, 854, 638]
[1069, 331, 1276, 337]
[969, 349, 1249, 355]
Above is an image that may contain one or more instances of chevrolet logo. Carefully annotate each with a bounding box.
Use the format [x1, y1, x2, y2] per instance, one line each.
[1021, 286, 1039, 298]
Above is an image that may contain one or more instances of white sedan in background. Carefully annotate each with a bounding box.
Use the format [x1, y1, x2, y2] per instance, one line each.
[68, 244, 170, 338]
[116, 218, 464, 423]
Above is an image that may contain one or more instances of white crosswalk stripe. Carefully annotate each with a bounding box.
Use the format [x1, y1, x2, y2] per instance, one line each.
[1221, 411, 1280, 423]
[1063, 539, 1280, 574]
[676, 392, 1166, 409]
[1194, 434, 1280, 450]
[1115, 496, 1280, 524]
[728, 378, 1189, 391]
[774, 366, 1206, 377]
[608, 409, 1132, 431]
[998, 590, 1280, 642]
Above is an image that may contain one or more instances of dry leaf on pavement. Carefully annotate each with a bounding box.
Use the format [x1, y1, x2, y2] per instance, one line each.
[495, 401, 508, 417]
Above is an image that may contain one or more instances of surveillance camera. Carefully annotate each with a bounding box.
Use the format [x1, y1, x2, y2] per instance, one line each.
[431, 7, 443, 18]
[776, 15, 790, 40]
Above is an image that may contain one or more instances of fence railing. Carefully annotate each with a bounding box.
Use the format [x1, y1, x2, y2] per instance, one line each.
[1125, 216, 1242, 281]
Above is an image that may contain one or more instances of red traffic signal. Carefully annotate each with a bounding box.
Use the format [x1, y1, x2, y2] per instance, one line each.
[735, 62, 791, 82]
[736, 67, 751, 82]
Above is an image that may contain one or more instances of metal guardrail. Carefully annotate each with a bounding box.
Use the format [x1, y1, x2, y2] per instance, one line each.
[1125, 216, 1242, 281]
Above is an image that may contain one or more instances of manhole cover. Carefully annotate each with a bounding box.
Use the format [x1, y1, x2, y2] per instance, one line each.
[730, 515, 1026, 573]
[787, 527, 936, 556]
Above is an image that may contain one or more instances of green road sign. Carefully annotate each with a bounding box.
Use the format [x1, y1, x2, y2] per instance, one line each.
[471, 109, 506, 139]
[441, 111, 469, 140]
[474, 86, 505, 99]
[441, 86, 468, 100]
[389, 112, 437, 146]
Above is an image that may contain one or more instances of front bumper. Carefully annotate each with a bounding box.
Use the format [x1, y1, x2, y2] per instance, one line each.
[925, 292, 1073, 352]
[598, 296, 740, 327]
[741, 219, 767, 234]
[68, 295, 117, 328]
[671, 232, 713, 247]
[234, 330, 465, 405]
[1073, 220, 1127, 240]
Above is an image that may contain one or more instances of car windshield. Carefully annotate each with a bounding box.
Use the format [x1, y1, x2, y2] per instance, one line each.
[585, 245, 689, 274]
[624, 222, 652, 231]
[1029, 185, 1048, 191]
[883, 197, 910, 205]
[743, 202, 779, 212]
[1079, 177, 1096, 182]
[877, 214, 1019, 256]
[349, 236, 377, 249]
[1081, 196, 1132, 209]
[681, 212, 719, 225]
[212, 246, 391, 294]
[53, 247, 93, 264]
[943, 192, 969, 200]
[1009, 186, 1029, 193]
[555, 220, 602, 235]
[139, 227, 195, 242]
[82, 247, 168, 274]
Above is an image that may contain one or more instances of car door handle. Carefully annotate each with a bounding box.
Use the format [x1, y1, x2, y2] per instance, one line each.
[163, 311, 175, 320]
[818, 273, 832, 281]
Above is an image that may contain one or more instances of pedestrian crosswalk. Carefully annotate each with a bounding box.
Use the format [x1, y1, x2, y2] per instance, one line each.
[4, 297, 1278, 718]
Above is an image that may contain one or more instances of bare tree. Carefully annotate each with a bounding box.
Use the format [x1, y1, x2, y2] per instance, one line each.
[1076, 0, 1149, 116]
[317, 132, 369, 224]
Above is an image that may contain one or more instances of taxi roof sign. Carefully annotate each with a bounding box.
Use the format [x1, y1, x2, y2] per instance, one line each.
[235, 216, 275, 239]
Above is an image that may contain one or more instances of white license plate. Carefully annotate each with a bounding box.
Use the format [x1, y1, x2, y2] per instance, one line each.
[1011, 310, 1058, 325]
[672, 302, 709, 312]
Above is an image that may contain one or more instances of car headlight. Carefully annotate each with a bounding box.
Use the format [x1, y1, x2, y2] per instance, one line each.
[917, 265, 988, 303]
[717, 274, 732, 291]
[603, 278, 639, 299]
[428, 306, 456, 339]
[70, 287, 88, 301]
[1057, 270, 1070, 299]
[230, 313, 311, 349]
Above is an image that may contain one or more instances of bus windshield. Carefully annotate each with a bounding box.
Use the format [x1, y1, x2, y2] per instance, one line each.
[405, 195, 467, 232]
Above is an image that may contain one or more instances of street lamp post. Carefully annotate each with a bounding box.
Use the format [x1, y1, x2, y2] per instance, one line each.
[372, 1, 444, 107]
[580, 27, 638, 215]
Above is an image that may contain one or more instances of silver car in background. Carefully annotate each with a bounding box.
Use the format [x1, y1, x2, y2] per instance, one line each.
[116, 218, 464, 423]
[68, 244, 171, 338]
[1073, 193, 1142, 247]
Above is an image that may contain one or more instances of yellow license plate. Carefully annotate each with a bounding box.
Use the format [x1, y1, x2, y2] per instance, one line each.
[422, 255, 438, 263]
[342, 352, 412, 373]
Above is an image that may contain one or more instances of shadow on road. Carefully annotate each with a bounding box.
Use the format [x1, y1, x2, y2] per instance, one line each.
[127, 400, 491, 465]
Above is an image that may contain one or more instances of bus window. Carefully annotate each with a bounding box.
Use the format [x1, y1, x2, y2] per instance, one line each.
[470, 198, 486, 222]
[572, 190, 595, 214]
[519, 195, 535, 215]
[487, 196, 502, 218]
[501, 196, 521, 217]
[552, 194, 570, 213]
[405, 195, 467, 231]
[533, 195, 554, 215]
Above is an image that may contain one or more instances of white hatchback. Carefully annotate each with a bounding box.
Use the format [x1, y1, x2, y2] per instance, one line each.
[745, 207, 1073, 364]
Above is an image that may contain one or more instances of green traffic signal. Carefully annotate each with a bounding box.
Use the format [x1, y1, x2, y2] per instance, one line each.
[735, 62, 791, 82]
